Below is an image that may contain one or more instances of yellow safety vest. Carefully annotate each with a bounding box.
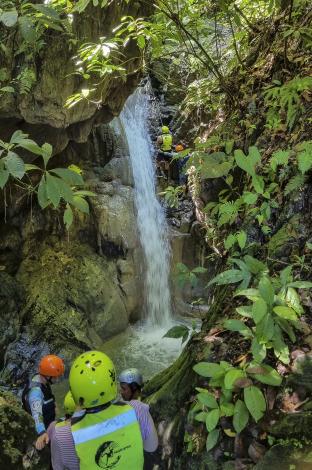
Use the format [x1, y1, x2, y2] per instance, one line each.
[71, 403, 144, 470]
[161, 133, 173, 152]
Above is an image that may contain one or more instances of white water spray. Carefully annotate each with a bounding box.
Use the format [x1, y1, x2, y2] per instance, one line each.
[117, 85, 172, 327]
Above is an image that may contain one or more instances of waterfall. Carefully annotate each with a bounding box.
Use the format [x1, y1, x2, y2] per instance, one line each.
[117, 85, 172, 327]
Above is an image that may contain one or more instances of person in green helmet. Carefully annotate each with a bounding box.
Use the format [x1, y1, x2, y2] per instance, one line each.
[157, 125, 173, 153]
[49, 351, 158, 470]
[156, 125, 174, 179]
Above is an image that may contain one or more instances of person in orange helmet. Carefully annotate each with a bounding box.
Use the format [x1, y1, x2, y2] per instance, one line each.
[22, 354, 65, 450]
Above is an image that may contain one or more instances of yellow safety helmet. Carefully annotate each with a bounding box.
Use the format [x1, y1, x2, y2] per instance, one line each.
[161, 126, 170, 134]
[64, 391, 76, 416]
[69, 351, 117, 408]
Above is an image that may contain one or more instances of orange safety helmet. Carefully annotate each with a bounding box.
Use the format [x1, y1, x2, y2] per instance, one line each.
[39, 355, 65, 377]
[175, 144, 184, 152]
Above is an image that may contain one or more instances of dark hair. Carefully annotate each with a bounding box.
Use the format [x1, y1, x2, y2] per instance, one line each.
[129, 382, 142, 393]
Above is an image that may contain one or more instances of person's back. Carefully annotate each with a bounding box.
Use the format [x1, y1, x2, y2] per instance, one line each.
[72, 402, 142, 469]
[50, 351, 145, 470]
[157, 126, 173, 152]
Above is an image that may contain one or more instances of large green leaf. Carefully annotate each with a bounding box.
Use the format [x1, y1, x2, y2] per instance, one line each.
[208, 269, 245, 286]
[235, 149, 255, 176]
[251, 337, 266, 363]
[259, 276, 275, 306]
[224, 319, 252, 338]
[244, 386, 266, 422]
[255, 314, 275, 343]
[252, 175, 265, 194]
[236, 305, 253, 318]
[63, 204, 73, 230]
[276, 318, 296, 343]
[17, 139, 43, 155]
[287, 281, 312, 289]
[51, 168, 84, 186]
[193, 362, 225, 378]
[41, 143, 53, 168]
[206, 408, 220, 432]
[163, 325, 189, 341]
[273, 306, 298, 321]
[272, 325, 290, 364]
[9, 130, 29, 144]
[200, 159, 232, 179]
[4, 151, 25, 179]
[243, 256, 266, 275]
[0, 169, 9, 188]
[251, 364, 282, 386]
[220, 402, 234, 417]
[0, 9, 18, 27]
[233, 399, 249, 433]
[197, 392, 218, 409]
[286, 287, 303, 314]
[72, 196, 89, 214]
[252, 298, 267, 324]
[18, 16, 36, 42]
[195, 411, 208, 423]
[46, 173, 61, 208]
[234, 289, 259, 301]
[224, 369, 246, 390]
[206, 428, 220, 451]
[37, 177, 49, 209]
[242, 191, 258, 205]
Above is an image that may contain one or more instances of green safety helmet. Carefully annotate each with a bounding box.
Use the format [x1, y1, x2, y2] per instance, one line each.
[162, 125, 170, 134]
[69, 351, 117, 408]
[64, 391, 76, 416]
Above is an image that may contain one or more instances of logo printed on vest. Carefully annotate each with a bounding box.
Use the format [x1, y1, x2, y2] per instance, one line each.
[95, 440, 131, 469]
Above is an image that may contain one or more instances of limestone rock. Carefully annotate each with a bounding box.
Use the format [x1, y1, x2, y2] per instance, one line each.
[92, 182, 138, 251]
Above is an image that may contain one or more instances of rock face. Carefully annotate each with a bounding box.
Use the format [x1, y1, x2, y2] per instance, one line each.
[0, 121, 144, 384]
[0, 2, 152, 383]
[0, 2, 152, 131]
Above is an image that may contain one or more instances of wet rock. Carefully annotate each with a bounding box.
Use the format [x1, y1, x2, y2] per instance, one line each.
[0, 240, 137, 384]
[0, 273, 24, 369]
[248, 441, 267, 463]
[92, 182, 138, 251]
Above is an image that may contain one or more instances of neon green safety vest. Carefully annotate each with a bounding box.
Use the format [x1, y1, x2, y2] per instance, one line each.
[161, 133, 173, 152]
[71, 403, 144, 470]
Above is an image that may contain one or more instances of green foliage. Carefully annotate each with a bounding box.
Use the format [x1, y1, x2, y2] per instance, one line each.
[264, 77, 312, 130]
[175, 262, 207, 288]
[159, 186, 184, 208]
[163, 325, 190, 344]
[192, 354, 283, 442]
[0, 131, 94, 229]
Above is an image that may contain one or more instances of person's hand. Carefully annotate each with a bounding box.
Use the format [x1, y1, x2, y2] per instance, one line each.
[35, 432, 49, 450]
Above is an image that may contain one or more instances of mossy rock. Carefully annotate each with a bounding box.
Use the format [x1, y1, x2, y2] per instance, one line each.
[254, 444, 312, 470]
[269, 412, 312, 438]
[267, 216, 299, 257]
[0, 390, 49, 469]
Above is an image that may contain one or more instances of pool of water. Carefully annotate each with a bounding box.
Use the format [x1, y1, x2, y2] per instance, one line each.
[54, 318, 196, 415]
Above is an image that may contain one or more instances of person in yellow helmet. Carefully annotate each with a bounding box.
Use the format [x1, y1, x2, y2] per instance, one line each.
[156, 125, 174, 179]
[157, 125, 173, 152]
[49, 351, 158, 470]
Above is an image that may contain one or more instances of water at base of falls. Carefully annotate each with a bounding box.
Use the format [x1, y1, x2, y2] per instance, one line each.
[54, 322, 185, 410]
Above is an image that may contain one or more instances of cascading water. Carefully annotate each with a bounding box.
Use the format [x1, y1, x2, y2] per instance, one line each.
[116, 85, 172, 327]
